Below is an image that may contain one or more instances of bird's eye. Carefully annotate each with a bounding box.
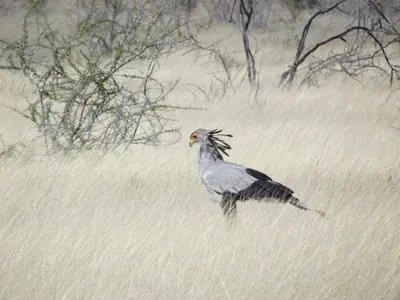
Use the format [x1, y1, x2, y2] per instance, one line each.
[192, 134, 197, 139]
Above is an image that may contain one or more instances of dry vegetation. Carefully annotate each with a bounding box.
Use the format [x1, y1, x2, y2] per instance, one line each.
[0, 1, 400, 299]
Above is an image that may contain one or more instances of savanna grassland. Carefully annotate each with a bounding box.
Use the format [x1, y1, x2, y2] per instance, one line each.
[0, 1, 399, 299]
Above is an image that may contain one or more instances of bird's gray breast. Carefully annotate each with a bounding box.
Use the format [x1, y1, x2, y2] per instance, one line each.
[200, 162, 257, 197]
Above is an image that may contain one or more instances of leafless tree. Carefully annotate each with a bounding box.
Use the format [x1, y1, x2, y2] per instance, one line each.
[280, 0, 400, 88]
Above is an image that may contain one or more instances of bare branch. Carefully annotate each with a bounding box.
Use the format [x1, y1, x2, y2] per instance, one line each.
[228, 0, 238, 24]
[296, 0, 348, 62]
[239, 0, 256, 88]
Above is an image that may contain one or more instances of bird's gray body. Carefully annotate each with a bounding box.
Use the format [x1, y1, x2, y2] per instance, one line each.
[189, 128, 326, 219]
[199, 159, 256, 203]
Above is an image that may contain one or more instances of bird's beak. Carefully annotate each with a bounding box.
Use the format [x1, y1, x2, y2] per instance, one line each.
[189, 137, 197, 147]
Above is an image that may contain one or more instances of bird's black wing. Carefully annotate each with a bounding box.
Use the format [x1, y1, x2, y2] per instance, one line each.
[245, 168, 273, 181]
[228, 167, 294, 202]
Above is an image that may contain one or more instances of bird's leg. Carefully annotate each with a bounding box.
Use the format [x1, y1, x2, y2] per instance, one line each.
[220, 196, 237, 221]
[222, 201, 237, 228]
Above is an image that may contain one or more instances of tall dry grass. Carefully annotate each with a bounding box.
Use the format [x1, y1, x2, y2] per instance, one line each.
[0, 5, 399, 300]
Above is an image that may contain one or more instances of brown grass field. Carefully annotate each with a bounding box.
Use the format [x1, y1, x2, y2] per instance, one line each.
[0, 4, 399, 300]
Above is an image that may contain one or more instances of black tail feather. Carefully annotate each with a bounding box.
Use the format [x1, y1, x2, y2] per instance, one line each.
[288, 196, 327, 218]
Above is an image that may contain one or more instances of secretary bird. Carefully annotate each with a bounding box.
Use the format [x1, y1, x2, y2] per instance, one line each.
[189, 128, 326, 220]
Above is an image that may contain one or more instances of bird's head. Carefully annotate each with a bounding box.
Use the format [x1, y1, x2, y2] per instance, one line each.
[189, 128, 209, 147]
[189, 128, 233, 156]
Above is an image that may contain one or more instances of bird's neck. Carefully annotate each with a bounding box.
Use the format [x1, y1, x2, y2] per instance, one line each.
[198, 143, 223, 168]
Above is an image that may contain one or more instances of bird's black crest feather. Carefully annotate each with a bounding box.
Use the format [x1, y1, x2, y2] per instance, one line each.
[207, 129, 233, 157]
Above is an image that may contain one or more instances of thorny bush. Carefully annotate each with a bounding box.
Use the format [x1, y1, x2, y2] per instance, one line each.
[0, 0, 194, 153]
